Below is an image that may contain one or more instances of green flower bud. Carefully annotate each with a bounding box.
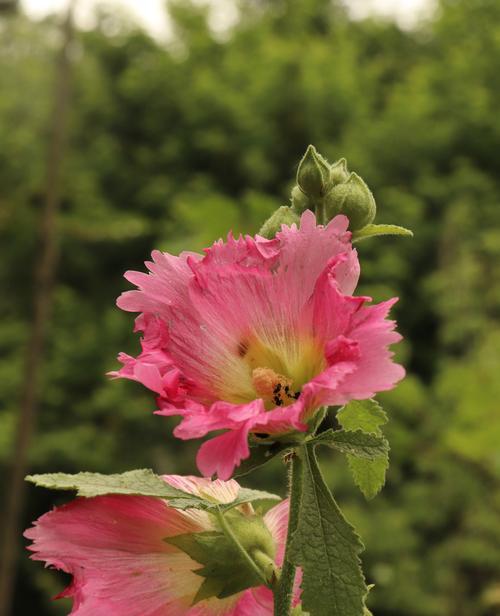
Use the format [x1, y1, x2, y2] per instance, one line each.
[290, 185, 310, 214]
[259, 205, 301, 238]
[296, 145, 330, 198]
[228, 511, 276, 569]
[324, 172, 376, 231]
[329, 157, 349, 186]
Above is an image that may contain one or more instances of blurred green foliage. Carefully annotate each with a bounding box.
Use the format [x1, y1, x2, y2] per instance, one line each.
[1, 0, 500, 614]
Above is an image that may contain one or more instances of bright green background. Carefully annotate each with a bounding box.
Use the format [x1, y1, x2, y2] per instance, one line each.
[1, 1, 500, 614]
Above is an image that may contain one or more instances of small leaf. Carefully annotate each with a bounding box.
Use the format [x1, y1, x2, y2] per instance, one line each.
[352, 223, 413, 242]
[26, 469, 280, 511]
[348, 455, 389, 500]
[289, 444, 367, 616]
[337, 400, 390, 500]
[337, 399, 388, 435]
[310, 429, 389, 459]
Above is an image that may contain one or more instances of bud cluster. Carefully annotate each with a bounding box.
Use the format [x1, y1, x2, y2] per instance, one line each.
[292, 145, 376, 231]
[259, 144, 412, 242]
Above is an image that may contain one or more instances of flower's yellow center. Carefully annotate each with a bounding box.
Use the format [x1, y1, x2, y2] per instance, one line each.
[215, 334, 325, 409]
[210, 329, 325, 411]
[251, 367, 300, 407]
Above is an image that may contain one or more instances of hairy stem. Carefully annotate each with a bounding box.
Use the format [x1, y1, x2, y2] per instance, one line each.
[274, 450, 303, 615]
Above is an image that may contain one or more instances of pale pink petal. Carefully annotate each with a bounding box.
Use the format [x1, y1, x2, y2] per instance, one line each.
[25, 496, 210, 616]
[163, 475, 241, 505]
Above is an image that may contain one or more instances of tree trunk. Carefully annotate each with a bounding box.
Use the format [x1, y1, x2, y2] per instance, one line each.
[0, 4, 75, 614]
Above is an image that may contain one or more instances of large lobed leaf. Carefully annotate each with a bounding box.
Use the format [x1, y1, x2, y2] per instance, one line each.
[290, 445, 367, 616]
[26, 469, 280, 511]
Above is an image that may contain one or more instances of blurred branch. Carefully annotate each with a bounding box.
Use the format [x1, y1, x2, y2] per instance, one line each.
[0, 3, 76, 615]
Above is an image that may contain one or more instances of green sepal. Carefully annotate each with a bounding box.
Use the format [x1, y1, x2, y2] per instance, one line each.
[166, 511, 276, 603]
[193, 576, 225, 604]
[352, 223, 413, 242]
[309, 428, 389, 459]
[289, 444, 367, 616]
[167, 530, 262, 601]
[297, 145, 330, 198]
[337, 400, 390, 500]
[26, 469, 280, 511]
[259, 205, 301, 239]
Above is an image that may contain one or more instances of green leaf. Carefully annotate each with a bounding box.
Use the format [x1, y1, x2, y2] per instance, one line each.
[289, 444, 367, 616]
[337, 400, 390, 500]
[309, 429, 389, 459]
[26, 468, 192, 499]
[352, 223, 413, 242]
[337, 399, 388, 435]
[26, 469, 280, 511]
[221, 487, 281, 511]
[347, 455, 389, 500]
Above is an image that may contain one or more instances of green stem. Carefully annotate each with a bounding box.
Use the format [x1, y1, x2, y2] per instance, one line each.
[215, 508, 269, 587]
[274, 449, 303, 616]
[315, 200, 326, 225]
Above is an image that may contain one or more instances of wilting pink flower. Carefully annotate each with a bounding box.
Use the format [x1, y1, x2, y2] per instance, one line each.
[25, 475, 296, 615]
[113, 211, 404, 479]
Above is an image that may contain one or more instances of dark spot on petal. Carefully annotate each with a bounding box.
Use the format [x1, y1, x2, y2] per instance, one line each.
[273, 383, 281, 394]
[237, 340, 248, 357]
[273, 395, 283, 406]
[255, 433, 270, 439]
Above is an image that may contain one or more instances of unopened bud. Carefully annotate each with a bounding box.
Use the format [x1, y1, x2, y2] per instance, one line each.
[296, 145, 330, 198]
[324, 172, 376, 231]
[290, 185, 310, 214]
[329, 157, 349, 186]
[259, 206, 300, 239]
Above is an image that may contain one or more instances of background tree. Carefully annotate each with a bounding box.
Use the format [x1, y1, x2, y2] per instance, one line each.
[0, 0, 499, 614]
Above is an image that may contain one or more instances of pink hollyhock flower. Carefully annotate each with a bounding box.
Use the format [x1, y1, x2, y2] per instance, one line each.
[25, 475, 297, 615]
[113, 211, 404, 479]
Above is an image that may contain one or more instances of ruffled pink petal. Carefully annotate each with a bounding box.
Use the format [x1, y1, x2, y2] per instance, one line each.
[117, 251, 199, 316]
[113, 209, 403, 478]
[173, 400, 264, 440]
[274, 211, 359, 301]
[202, 232, 279, 270]
[333, 298, 405, 402]
[310, 254, 367, 342]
